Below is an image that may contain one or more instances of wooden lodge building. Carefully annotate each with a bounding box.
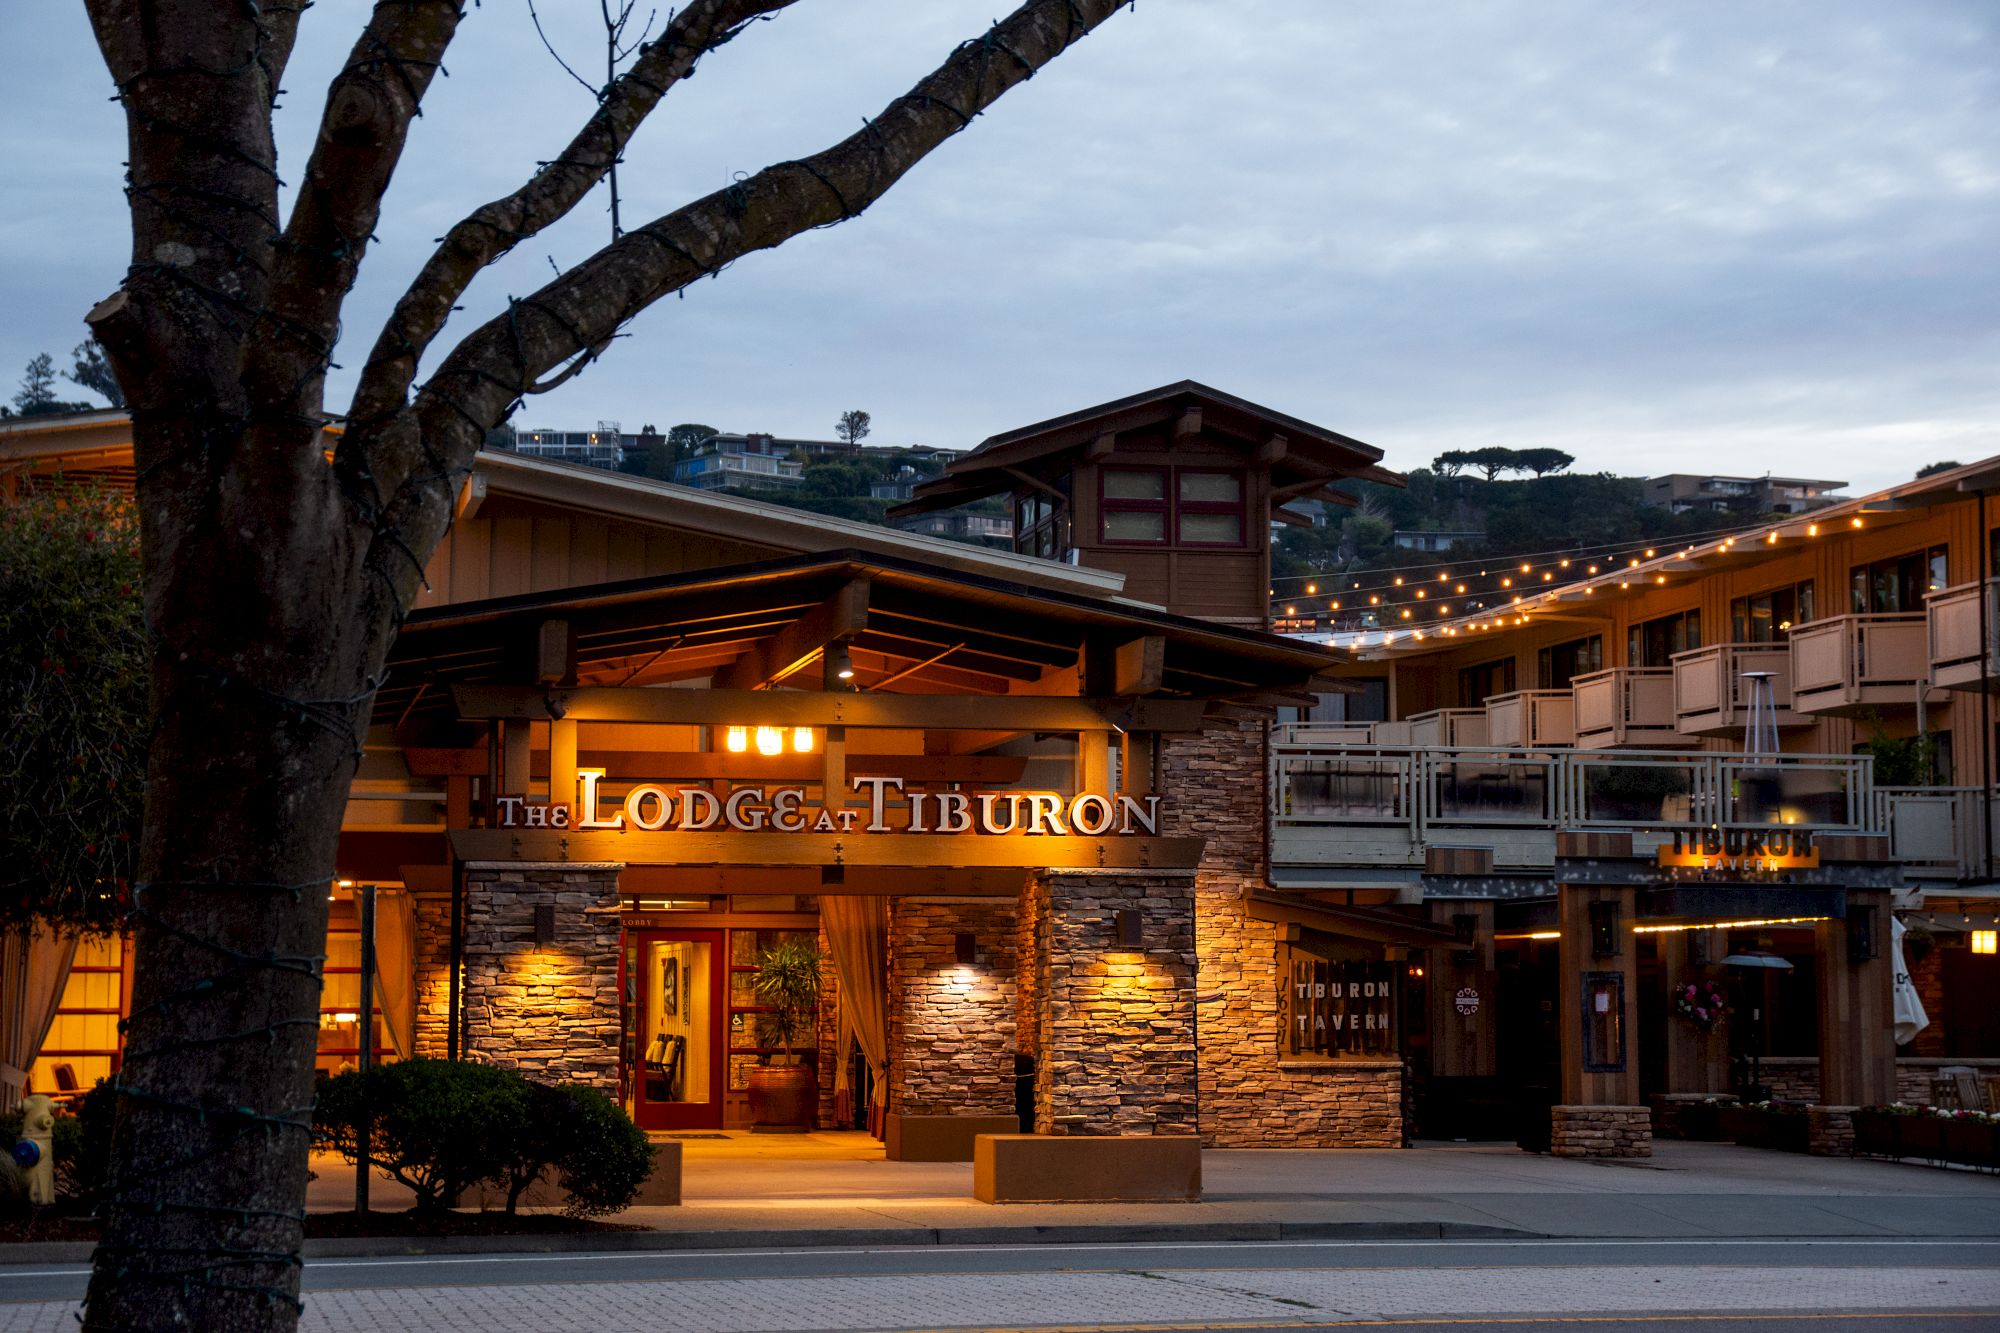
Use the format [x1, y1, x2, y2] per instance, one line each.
[4, 383, 1992, 1166]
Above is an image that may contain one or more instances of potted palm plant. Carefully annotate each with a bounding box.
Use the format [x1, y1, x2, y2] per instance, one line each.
[747, 936, 822, 1133]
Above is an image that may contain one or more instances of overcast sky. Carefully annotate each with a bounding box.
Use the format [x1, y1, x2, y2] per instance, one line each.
[3, 2, 1995, 492]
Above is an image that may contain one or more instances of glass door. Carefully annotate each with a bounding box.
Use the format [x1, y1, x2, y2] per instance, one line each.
[630, 930, 725, 1130]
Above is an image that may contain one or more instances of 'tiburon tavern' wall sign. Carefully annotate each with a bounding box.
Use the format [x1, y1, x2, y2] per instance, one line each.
[494, 773, 1163, 837]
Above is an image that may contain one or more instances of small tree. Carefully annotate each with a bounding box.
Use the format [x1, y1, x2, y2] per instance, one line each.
[1515, 447, 1574, 478]
[1916, 460, 1962, 479]
[67, 339, 125, 409]
[752, 936, 822, 1064]
[667, 423, 720, 462]
[0, 484, 144, 930]
[11, 355, 94, 418]
[836, 410, 872, 447]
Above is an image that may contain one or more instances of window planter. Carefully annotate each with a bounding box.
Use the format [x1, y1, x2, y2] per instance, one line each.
[1679, 1102, 1725, 1142]
[1940, 1118, 1999, 1170]
[1721, 1103, 1809, 1153]
[1852, 1109, 1900, 1159]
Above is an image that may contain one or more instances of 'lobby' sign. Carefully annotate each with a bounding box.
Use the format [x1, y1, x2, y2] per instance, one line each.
[494, 773, 1161, 837]
[1655, 827, 1818, 874]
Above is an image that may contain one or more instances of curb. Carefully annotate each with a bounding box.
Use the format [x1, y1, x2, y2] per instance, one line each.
[0, 1219, 1535, 1265]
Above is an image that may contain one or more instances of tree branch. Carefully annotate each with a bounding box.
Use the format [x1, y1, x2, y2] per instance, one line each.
[246, 0, 466, 426]
[346, 0, 798, 437]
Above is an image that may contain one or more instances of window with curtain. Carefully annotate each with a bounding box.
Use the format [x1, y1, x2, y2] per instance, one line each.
[1850, 547, 1947, 614]
[1628, 609, 1701, 666]
[1100, 467, 1168, 544]
[1537, 635, 1603, 689]
[1731, 581, 1817, 643]
[1458, 657, 1517, 706]
[1176, 470, 1245, 546]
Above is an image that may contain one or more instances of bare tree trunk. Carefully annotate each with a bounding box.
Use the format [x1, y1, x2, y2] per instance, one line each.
[75, 1, 1130, 1325]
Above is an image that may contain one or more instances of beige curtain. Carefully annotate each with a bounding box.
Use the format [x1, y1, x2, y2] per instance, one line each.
[0, 927, 79, 1112]
[820, 896, 887, 1108]
[372, 891, 417, 1059]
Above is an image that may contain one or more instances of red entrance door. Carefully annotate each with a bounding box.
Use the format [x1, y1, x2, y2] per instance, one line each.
[628, 929, 726, 1130]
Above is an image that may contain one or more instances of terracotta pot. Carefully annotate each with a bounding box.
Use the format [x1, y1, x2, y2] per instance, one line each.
[747, 1063, 816, 1133]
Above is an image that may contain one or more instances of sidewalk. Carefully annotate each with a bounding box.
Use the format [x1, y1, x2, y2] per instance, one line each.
[10, 1137, 1995, 1264]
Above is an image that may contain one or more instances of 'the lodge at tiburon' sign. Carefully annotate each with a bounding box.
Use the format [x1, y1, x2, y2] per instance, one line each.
[493, 772, 1162, 838]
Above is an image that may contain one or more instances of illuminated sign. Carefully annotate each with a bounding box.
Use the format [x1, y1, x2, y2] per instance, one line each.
[1655, 827, 1818, 874]
[493, 773, 1161, 837]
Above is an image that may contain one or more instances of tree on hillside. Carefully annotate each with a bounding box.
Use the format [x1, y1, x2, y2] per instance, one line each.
[1431, 451, 1466, 477]
[1917, 461, 1962, 479]
[1459, 446, 1522, 482]
[1514, 447, 1574, 478]
[69, 337, 126, 408]
[73, 2, 1133, 1326]
[11, 354, 96, 418]
[668, 423, 721, 459]
[836, 409, 873, 446]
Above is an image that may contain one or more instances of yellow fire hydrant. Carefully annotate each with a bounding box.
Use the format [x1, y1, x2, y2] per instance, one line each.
[12, 1094, 57, 1206]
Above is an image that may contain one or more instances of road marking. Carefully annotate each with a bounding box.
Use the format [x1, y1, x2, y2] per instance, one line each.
[970, 1318, 2000, 1332]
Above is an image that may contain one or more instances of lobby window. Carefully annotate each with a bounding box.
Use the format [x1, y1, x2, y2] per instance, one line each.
[1850, 546, 1947, 614]
[1100, 467, 1169, 544]
[1176, 470, 1245, 546]
[1628, 609, 1701, 666]
[1014, 490, 1068, 560]
[1459, 656, 1517, 706]
[1279, 941, 1395, 1060]
[1731, 581, 1816, 643]
[1537, 635, 1602, 690]
[29, 935, 125, 1099]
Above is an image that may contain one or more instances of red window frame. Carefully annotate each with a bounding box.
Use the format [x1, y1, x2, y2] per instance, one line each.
[1099, 466, 1170, 546]
[1175, 469, 1247, 548]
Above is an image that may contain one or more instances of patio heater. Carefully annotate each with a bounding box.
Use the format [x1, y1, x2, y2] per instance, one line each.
[1738, 671, 1781, 824]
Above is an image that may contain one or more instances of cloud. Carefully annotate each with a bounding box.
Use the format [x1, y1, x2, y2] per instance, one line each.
[0, 1, 1993, 492]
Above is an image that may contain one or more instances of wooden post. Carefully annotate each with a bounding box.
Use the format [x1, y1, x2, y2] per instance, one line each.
[1660, 931, 1729, 1094]
[1120, 731, 1156, 796]
[1556, 880, 1640, 1107]
[548, 718, 578, 814]
[355, 884, 376, 1214]
[1816, 889, 1895, 1106]
[1426, 901, 1496, 1078]
[1076, 731, 1110, 796]
[822, 725, 848, 816]
[502, 719, 531, 798]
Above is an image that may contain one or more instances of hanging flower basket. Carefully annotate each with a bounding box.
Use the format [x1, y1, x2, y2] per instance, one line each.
[1672, 982, 1727, 1033]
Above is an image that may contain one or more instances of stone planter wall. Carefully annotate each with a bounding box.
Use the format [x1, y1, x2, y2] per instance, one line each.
[460, 862, 622, 1092]
[1649, 1092, 1736, 1141]
[886, 898, 1018, 1117]
[1808, 1104, 1856, 1156]
[1166, 718, 1406, 1147]
[1549, 1104, 1652, 1158]
[1029, 869, 1197, 1136]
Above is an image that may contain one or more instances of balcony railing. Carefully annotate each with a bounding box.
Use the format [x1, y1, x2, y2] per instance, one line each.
[1484, 690, 1575, 749]
[1268, 728, 1996, 883]
[1928, 579, 2000, 692]
[1671, 643, 1804, 737]
[1790, 613, 1928, 715]
[1572, 667, 1695, 749]
[1407, 708, 1488, 748]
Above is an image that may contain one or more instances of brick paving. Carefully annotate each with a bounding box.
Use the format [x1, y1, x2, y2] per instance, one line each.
[4, 1264, 1996, 1331]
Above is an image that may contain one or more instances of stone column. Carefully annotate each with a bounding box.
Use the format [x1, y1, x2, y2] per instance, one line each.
[460, 861, 623, 1092]
[1816, 887, 1896, 1108]
[1029, 869, 1198, 1136]
[411, 890, 453, 1059]
[883, 897, 1020, 1159]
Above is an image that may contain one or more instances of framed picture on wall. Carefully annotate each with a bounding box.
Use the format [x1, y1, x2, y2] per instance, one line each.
[662, 958, 679, 1018]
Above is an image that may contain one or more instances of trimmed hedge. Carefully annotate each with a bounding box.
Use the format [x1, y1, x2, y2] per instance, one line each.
[315, 1059, 652, 1217]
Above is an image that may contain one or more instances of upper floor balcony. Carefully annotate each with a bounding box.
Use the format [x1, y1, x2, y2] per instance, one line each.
[1928, 578, 2000, 692]
[1484, 689, 1575, 749]
[1789, 613, 1928, 716]
[1671, 643, 1806, 737]
[1407, 708, 1488, 747]
[1572, 667, 1697, 749]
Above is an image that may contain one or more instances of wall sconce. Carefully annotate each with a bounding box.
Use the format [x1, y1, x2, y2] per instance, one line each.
[1689, 930, 1711, 966]
[1115, 909, 1143, 948]
[954, 932, 976, 965]
[533, 903, 557, 946]
[827, 642, 855, 686]
[792, 726, 814, 754]
[725, 725, 748, 753]
[1589, 900, 1621, 958]
[754, 725, 785, 756]
[1972, 929, 1997, 955]
[1847, 905, 1878, 964]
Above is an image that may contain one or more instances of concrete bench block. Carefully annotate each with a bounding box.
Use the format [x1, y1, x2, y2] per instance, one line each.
[885, 1113, 1022, 1162]
[973, 1133, 1201, 1203]
[629, 1140, 682, 1206]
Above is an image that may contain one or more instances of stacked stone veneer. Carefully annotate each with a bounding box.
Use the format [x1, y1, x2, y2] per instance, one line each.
[1550, 1104, 1652, 1157]
[1808, 1104, 1857, 1156]
[1169, 718, 1405, 1147]
[412, 891, 452, 1059]
[886, 899, 1018, 1117]
[461, 863, 621, 1092]
[1027, 870, 1198, 1136]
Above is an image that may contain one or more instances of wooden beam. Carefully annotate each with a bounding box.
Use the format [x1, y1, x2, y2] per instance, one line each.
[1256, 434, 1288, 464]
[1084, 432, 1116, 460]
[1001, 466, 1065, 501]
[1113, 636, 1166, 696]
[535, 619, 574, 684]
[549, 718, 578, 811]
[711, 580, 869, 691]
[450, 828, 1205, 871]
[451, 685, 1208, 733]
[1175, 406, 1202, 438]
[1076, 731, 1110, 795]
[406, 747, 1033, 785]
[1270, 506, 1312, 528]
[502, 719, 531, 795]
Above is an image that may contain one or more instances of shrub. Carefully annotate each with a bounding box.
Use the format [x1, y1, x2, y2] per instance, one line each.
[314, 1059, 525, 1212]
[547, 1084, 653, 1218]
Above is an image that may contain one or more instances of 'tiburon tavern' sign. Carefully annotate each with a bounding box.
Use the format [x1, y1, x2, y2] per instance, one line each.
[494, 773, 1163, 837]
